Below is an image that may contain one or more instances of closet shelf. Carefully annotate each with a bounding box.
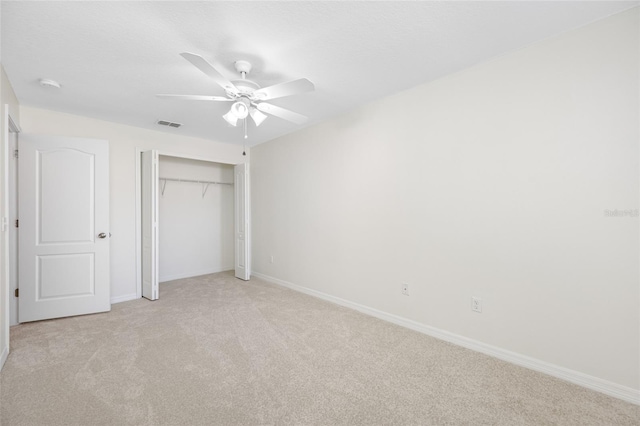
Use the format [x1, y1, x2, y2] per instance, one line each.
[159, 177, 233, 198]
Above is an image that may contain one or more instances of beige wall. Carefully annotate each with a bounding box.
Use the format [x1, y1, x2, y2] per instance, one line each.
[251, 8, 639, 398]
[18, 106, 247, 302]
[1, 67, 19, 123]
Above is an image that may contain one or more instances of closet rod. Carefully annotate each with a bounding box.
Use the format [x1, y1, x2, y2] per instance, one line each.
[159, 177, 233, 198]
[159, 177, 233, 185]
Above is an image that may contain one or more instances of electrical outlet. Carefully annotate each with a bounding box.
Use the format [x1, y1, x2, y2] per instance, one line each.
[471, 296, 482, 313]
[270, 255, 274, 264]
[402, 283, 409, 296]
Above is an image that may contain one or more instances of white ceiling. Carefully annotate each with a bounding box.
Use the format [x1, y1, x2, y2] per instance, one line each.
[2, 1, 638, 148]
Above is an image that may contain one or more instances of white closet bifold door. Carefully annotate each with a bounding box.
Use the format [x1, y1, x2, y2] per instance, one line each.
[141, 150, 159, 300]
[234, 163, 250, 280]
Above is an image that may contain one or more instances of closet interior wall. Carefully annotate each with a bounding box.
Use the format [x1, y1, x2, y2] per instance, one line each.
[158, 155, 234, 282]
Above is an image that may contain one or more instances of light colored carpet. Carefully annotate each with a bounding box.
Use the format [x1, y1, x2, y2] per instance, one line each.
[1, 271, 638, 425]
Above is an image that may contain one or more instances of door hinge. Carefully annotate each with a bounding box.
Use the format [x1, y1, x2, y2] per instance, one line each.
[15, 219, 18, 228]
[14, 288, 18, 297]
[13, 149, 18, 159]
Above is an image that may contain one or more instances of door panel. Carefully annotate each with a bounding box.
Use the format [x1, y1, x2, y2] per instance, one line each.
[37, 253, 95, 299]
[39, 149, 94, 243]
[141, 150, 158, 300]
[19, 135, 110, 322]
[234, 163, 250, 280]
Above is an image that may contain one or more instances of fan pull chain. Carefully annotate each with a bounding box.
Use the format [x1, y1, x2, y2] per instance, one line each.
[243, 119, 247, 156]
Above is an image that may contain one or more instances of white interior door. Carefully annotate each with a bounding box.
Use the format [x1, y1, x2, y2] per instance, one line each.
[141, 150, 159, 300]
[234, 163, 250, 280]
[18, 135, 110, 322]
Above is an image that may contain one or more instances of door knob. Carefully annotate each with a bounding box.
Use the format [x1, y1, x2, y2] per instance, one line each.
[98, 233, 107, 239]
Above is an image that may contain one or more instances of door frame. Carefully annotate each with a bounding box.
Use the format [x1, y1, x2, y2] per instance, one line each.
[1, 106, 21, 370]
[134, 148, 250, 299]
[7, 115, 20, 326]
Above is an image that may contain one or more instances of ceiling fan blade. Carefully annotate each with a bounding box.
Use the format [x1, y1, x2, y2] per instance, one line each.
[156, 94, 233, 101]
[252, 78, 314, 101]
[180, 52, 238, 93]
[256, 102, 308, 125]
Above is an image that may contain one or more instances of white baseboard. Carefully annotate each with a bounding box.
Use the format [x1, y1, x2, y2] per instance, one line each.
[110, 293, 138, 304]
[252, 271, 640, 405]
[159, 266, 233, 283]
[0, 345, 8, 371]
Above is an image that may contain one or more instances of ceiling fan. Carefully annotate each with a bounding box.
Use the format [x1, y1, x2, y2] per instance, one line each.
[157, 52, 314, 135]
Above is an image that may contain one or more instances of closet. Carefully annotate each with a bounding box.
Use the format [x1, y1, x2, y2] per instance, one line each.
[158, 155, 234, 282]
[140, 150, 249, 301]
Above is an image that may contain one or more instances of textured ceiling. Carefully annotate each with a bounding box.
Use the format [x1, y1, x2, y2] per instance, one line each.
[2, 1, 638, 148]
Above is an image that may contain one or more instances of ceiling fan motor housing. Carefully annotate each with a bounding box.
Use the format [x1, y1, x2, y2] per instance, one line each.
[231, 79, 260, 96]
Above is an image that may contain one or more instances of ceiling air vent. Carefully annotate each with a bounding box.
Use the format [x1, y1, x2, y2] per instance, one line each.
[157, 120, 182, 128]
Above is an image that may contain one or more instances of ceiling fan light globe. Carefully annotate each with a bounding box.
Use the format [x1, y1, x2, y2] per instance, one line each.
[250, 108, 268, 127]
[231, 101, 249, 119]
[223, 110, 239, 126]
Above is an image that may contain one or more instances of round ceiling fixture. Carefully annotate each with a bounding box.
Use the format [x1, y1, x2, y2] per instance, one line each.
[39, 78, 61, 89]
